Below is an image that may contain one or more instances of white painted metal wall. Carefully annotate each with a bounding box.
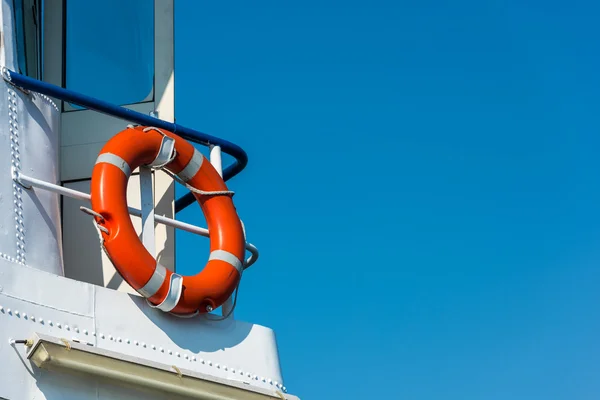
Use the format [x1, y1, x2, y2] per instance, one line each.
[0, 257, 290, 400]
[0, 0, 63, 276]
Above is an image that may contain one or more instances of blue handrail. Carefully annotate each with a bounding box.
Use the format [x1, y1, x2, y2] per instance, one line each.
[4, 69, 247, 212]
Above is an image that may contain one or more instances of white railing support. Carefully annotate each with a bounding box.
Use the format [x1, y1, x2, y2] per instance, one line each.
[139, 167, 156, 256]
[12, 170, 259, 268]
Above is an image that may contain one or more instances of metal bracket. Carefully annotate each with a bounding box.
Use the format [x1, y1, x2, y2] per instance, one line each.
[11, 167, 31, 189]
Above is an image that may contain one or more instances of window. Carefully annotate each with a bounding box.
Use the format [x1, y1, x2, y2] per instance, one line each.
[65, 0, 154, 108]
[13, 0, 41, 79]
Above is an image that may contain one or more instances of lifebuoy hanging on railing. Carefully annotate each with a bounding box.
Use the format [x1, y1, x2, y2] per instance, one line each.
[89, 125, 246, 316]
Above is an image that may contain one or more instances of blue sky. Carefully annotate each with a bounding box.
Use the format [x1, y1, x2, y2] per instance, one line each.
[172, 1, 600, 399]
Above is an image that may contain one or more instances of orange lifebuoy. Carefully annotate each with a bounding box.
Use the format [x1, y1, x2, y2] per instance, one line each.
[90, 125, 245, 315]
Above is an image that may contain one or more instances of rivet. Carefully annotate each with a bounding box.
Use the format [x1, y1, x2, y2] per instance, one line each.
[176, 352, 180, 357]
[261, 377, 266, 382]
[268, 379, 273, 384]
[160, 347, 164, 353]
[168, 350, 172, 355]
[83, 329, 88, 335]
[14, 310, 19, 316]
[247, 373, 251, 378]
[7, 309, 11, 314]
[231, 368, 236, 374]
[65, 325, 70, 330]
[283, 386, 287, 392]
[208, 361, 213, 366]
[151, 344, 156, 350]
[117, 337, 122, 342]
[75, 327, 79, 333]
[142, 343, 146, 348]
[239, 370, 244, 375]
[0, 306, 3, 312]
[39, 318, 44, 324]
[48, 320, 52, 325]
[92, 332, 96, 336]
[192, 356, 197, 362]
[215, 363, 220, 368]
[100, 333, 105, 339]
[199, 358, 204, 364]
[126, 338, 130, 344]
[224, 366, 228, 371]
[184, 354, 188, 360]
[108, 335, 113, 341]
[22, 313, 27, 319]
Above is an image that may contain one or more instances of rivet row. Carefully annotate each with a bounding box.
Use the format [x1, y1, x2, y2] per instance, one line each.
[7, 89, 25, 264]
[0, 302, 285, 391]
[36, 92, 59, 112]
[0, 251, 23, 264]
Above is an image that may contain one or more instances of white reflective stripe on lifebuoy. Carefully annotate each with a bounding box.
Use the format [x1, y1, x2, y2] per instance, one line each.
[209, 250, 244, 275]
[148, 135, 176, 168]
[176, 148, 204, 182]
[138, 262, 167, 298]
[149, 273, 183, 312]
[96, 153, 132, 176]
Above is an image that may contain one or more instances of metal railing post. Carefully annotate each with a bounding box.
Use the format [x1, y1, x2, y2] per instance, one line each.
[139, 167, 156, 256]
[11, 171, 259, 267]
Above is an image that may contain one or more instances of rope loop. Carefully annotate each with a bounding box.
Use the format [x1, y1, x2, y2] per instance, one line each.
[79, 206, 109, 234]
[164, 168, 235, 198]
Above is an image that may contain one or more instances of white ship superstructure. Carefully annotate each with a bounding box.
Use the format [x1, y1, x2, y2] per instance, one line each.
[0, 1, 298, 399]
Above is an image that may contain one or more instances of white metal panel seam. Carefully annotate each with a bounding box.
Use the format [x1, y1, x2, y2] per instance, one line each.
[8, 87, 25, 265]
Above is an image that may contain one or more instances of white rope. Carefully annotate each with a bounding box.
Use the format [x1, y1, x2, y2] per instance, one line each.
[78, 207, 119, 274]
[142, 126, 166, 135]
[79, 206, 109, 234]
[140, 126, 234, 197]
[79, 206, 104, 221]
[163, 167, 235, 198]
[201, 279, 241, 321]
